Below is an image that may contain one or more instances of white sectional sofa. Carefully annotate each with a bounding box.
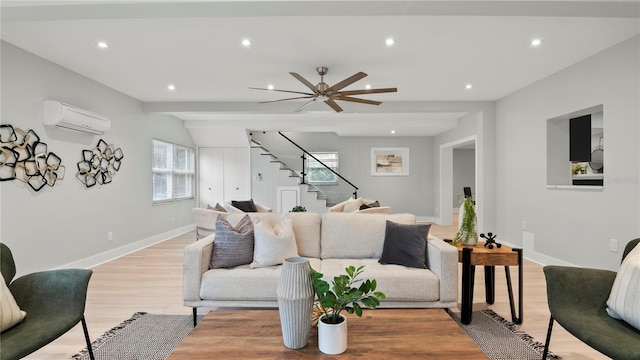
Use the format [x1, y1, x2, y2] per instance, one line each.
[183, 211, 458, 322]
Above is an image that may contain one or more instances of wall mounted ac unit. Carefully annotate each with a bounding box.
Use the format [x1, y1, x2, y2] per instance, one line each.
[43, 100, 111, 135]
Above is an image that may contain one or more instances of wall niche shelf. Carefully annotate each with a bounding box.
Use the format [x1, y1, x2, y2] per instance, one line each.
[547, 104, 604, 189]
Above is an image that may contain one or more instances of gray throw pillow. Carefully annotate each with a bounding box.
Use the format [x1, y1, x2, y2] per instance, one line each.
[379, 221, 430, 269]
[210, 215, 254, 269]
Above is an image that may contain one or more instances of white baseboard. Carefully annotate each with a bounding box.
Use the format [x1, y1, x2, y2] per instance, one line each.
[57, 224, 195, 270]
[417, 216, 438, 223]
[498, 237, 576, 267]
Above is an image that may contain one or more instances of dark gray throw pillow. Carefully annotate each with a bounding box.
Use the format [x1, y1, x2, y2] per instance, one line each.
[210, 215, 254, 269]
[379, 221, 431, 269]
[359, 200, 380, 210]
[232, 199, 258, 212]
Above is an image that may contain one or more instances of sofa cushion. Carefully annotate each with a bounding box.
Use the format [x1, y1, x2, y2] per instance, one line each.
[250, 216, 298, 268]
[210, 215, 254, 269]
[201, 258, 322, 301]
[343, 197, 364, 212]
[319, 259, 440, 302]
[230, 212, 321, 259]
[320, 213, 416, 259]
[1, 274, 27, 332]
[231, 199, 258, 212]
[208, 203, 228, 212]
[379, 221, 430, 269]
[606, 243, 640, 330]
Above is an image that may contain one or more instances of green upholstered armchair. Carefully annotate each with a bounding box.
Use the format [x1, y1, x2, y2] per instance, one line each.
[542, 238, 640, 360]
[0, 243, 95, 360]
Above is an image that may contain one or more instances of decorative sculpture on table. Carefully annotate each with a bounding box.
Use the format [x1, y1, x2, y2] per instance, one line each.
[0, 124, 65, 192]
[480, 232, 502, 249]
[76, 139, 124, 188]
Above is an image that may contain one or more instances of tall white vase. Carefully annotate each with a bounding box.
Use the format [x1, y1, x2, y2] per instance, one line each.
[318, 314, 348, 355]
[277, 257, 314, 349]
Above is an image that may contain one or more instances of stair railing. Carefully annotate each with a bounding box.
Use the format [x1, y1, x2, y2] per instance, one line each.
[278, 132, 358, 198]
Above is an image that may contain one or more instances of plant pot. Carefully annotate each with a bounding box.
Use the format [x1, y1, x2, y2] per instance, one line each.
[277, 257, 314, 349]
[318, 314, 347, 355]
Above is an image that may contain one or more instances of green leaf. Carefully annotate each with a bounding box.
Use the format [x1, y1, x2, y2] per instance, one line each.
[353, 303, 363, 316]
[374, 291, 386, 300]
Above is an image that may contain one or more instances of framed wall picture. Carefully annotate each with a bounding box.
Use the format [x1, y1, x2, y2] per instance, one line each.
[371, 147, 409, 176]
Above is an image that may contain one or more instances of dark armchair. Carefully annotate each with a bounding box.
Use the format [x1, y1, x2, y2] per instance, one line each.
[542, 238, 640, 360]
[0, 243, 95, 360]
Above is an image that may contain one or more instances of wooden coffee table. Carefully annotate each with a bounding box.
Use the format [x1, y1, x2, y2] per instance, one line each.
[168, 309, 487, 359]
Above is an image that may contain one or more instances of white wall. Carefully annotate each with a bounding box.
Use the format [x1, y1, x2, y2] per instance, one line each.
[453, 149, 476, 207]
[495, 35, 639, 270]
[250, 132, 434, 217]
[0, 42, 196, 276]
[433, 106, 496, 232]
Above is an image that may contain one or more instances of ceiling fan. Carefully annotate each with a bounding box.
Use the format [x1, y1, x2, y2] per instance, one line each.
[249, 66, 397, 113]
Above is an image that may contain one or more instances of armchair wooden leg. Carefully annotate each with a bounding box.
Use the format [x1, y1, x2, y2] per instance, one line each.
[193, 307, 198, 327]
[542, 316, 554, 360]
[81, 316, 95, 360]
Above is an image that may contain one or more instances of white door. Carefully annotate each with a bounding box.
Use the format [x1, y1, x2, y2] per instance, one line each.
[223, 147, 251, 202]
[277, 186, 300, 213]
[198, 148, 224, 208]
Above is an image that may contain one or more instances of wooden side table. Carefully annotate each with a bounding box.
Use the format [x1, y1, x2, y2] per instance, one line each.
[456, 241, 523, 325]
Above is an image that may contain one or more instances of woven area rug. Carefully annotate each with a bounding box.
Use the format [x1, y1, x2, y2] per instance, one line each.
[72, 310, 559, 360]
[452, 309, 560, 360]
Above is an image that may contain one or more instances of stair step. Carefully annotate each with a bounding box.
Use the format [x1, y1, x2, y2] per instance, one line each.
[250, 139, 262, 146]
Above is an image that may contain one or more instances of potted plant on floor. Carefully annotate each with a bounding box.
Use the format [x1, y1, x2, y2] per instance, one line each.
[311, 265, 385, 354]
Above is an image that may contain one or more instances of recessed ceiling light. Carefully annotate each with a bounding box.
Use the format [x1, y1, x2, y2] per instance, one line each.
[167, 84, 176, 91]
[391, 130, 396, 134]
[385, 38, 394, 46]
[242, 39, 251, 47]
[531, 38, 542, 47]
[97, 41, 109, 49]
[267, 84, 274, 90]
[365, 84, 371, 89]
[465, 84, 473, 90]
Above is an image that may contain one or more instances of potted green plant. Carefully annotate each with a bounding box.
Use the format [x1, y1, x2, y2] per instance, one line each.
[453, 196, 478, 246]
[311, 265, 385, 354]
[290, 205, 307, 212]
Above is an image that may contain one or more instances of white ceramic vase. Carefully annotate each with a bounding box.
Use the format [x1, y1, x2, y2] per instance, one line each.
[318, 314, 347, 355]
[277, 257, 314, 349]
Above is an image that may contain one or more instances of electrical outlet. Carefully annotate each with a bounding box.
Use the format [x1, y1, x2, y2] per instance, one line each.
[610, 239, 618, 252]
[522, 220, 527, 230]
[108, 232, 113, 242]
[171, 217, 175, 224]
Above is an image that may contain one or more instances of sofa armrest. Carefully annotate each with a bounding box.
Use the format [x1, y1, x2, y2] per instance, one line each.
[183, 235, 214, 302]
[357, 206, 391, 214]
[427, 238, 458, 304]
[254, 202, 272, 212]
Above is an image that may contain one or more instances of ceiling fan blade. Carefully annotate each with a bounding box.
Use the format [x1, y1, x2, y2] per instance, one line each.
[334, 96, 382, 106]
[294, 98, 317, 112]
[324, 98, 344, 113]
[289, 72, 318, 93]
[337, 87, 398, 96]
[249, 87, 314, 96]
[326, 72, 367, 94]
[259, 95, 315, 104]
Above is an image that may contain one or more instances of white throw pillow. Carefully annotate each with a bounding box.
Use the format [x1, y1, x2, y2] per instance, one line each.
[343, 197, 363, 212]
[250, 216, 299, 268]
[1, 275, 27, 332]
[606, 242, 640, 330]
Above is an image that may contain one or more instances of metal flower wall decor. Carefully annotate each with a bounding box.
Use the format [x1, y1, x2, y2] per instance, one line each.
[76, 139, 124, 187]
[0, 124, 65, 192]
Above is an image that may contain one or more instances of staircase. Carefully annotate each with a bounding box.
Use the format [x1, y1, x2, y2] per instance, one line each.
[250, 139, 329, 213]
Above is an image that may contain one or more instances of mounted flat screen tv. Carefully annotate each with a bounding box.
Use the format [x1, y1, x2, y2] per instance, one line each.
[570, 115, 591, 162]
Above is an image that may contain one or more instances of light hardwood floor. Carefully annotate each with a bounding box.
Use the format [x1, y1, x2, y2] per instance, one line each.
[24, 216, 609, 359]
